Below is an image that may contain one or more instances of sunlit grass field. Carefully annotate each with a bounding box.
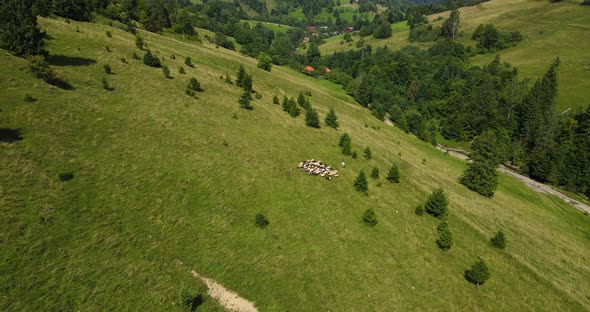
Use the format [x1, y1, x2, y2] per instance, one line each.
[1, 15, 589, 310]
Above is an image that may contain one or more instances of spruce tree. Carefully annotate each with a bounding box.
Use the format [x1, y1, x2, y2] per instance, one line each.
[242, 73, 253, 92]
[325, 108, 339, 129]
[273, 95, 279, 105]
[236, 65, 246, 87]
[255, 213, 269, 228]
[370, 167, 379, 179]
[362, 208, 377, 226]
[162, 65, 170, 78]
[352, 151, 358, 159]
[184, 56, 193, 67]
[297, 92, 311, 110]
[464, 259, 491, 287]
[436, 221, 453, 250]
[143, 50, 161, 67]
[239, 91, 253, 110]
[425, 189, 448, 218]
[386, 164, 400, 183]
[187, 77, 202, 92]
[305, 108, 320, 128]
[340, 133, 352, 156]
[282, 95, 289, 112]
[354, 170, 369, 194]
[490, 231, 506, 249]
[363, 147, 372, 160]
[0, 0, 46, 56]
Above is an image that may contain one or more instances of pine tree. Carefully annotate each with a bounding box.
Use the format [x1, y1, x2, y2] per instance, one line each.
[386, 164, 400, 183]
[187, 77, 202, 92]
[363, 147, 372, 160]
[242, 73, 253, 92]
[354, 170, 369, 194]
[236, 65, 246, 87]
[362, 208, 377, 226]
[370, 167, 379, 179]
[325, 108, 339, 129]
[162, 65, 170, 78]
[297, 92, 311, 110]
[464, 259, 491, 287]
[340, 133, 352, 156]
[239, 91, 253, 110]
[143, 50, 161, 67]
[305, 108, 320, 128]
[273, 95, 279, 105]
[490, 231, 506, 249]
[436, 221, 453, 250]
[0, 0, 46, 56]
[184, 56, 193, 67]
[425, 189, 448, 218]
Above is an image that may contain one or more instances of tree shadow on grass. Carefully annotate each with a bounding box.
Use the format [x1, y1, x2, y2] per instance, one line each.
[47, 77, 74, 90]
[0, 128, 23, 143]
[47, 55, 96, 67]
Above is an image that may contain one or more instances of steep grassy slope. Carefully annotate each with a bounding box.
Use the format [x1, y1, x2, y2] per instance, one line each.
[1, 16, 590, 311]
[320, 0, 590, 112]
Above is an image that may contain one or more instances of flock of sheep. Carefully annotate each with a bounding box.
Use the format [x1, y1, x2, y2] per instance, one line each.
[297, 159, 339, 180]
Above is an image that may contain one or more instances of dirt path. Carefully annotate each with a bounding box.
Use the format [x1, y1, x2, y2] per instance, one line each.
[435, 145, 590, 214]
[191, 270, 258, 312]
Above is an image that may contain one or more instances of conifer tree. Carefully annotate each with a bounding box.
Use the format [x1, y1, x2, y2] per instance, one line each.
[354, 170, 369, 194]
[370, 167, 380, 179]
[273, 95, 279, 105]
[325, 108, 339, 129]
[297, 92, 311, 110]
[305, 108, 320, 128]
[0, 0, 46, 56]
[162, 65, 170, 78]
[436, 221, 453, 250]
[362, 208, 377, 226]
[242, 73, 253, 92]
[425, 189, 448, 218]
[239, 91, 253, 110]
[464, 259, 491, 287]
[490, 231, 506, 249]
[135, 35, 144, 50]
[363, 147, 372, 160]
[340, 133, 352, 155]
[184, 56, 193, 67]
[187, 77, 202, 92]
[386, 164, 400, 183]
[236, 65, 246, 87]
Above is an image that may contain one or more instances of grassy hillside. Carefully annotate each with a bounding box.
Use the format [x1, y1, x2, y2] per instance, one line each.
[320, 0, 590, 112]
[1, 15, 590, 311]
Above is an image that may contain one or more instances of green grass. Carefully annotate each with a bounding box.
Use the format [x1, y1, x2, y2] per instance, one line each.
[242, 20, 292, 35]
[1, 15, 590, 311]
[320, 0, 590, 112]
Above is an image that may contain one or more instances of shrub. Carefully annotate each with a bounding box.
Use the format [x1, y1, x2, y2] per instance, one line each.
[362, 208, 377, 226]
[254, 92, 262, 99]
[464, 259, 491, 287]
[106, 30, 112, 38]
[460, 161, 498, 197]
[179, 66, 185, 74]
[255, 213, 269, 228]
[162, 65, 170, 78]
[143, 50, 161, 67]
[436, 221, 453, 250]
[180, 286, 205, 311]
[101, 77, 113, 91]
[354, 170, 368, 194]
[363, 147, 372, 160]
[386, 164, 400, 183]
[415, 204, 424, 216]
[132, 52, 139, 60]
[238, 91, 253, 110]
[24, 94, 37, 102]
[257, 52, 272, 71]
[135, 35, 144, 50]
[425, 189, 448, 218]
[103, 64, 112, 74]
[352, 151, 358, 159]
[324, 108, 339, 129]
[58, 172, 74, 181]
[120, 57, 127, 63]
[105, 45, 111, 52]
[370, 167, 379, 179]
[185, 89, 195, 97]
[490, 231, 506, 249]
[184, 56, 193, 67]
[27, 55, 55, 81]
[272, 95, 279, 105]
[305, 108, 320, 128]
[187, 77, 202, 92]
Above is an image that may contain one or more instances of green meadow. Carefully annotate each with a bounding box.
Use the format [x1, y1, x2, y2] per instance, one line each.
[1, 13, 590, 311]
